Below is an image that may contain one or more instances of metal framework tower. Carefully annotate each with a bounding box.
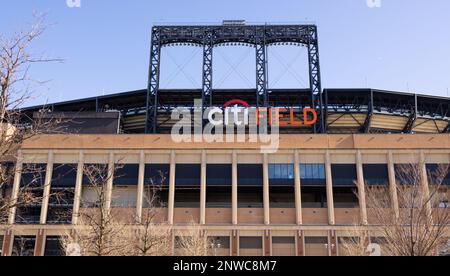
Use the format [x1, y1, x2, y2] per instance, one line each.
[145, 23, 324, 133]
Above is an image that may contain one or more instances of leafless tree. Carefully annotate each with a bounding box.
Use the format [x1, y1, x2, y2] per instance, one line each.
[0, 14, 63, 224]
[343, 163, 450, 256]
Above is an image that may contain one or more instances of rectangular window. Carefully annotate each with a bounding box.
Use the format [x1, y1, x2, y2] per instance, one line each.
[48, 164, 76, 225]
[238, 164, 263, 186]
[363, 164, 389, 186]
[144, 164, 170, 186]
[395, 164, 419, 185]
[144, 164, 170, 207]
[12, 236, 36, 256]
[16, 164, 46, 224]
[269, 164, 294, 186]
[207, 164, 232, 186]
[206, 186, 231, 208]
[114, 164, 139, 186]
[82, 164, 109, 186]
[331, 164, 357, 186]
[300, 164, 326, 186]
[269, 186, 295, 208]
[426, 164, 450, 185]
[333, 187, 359, 208]
[239, 236, 263, 256]
[301, 187, 327, 208]
[176, 164, 201, 186]
[44, 236, 64, 256]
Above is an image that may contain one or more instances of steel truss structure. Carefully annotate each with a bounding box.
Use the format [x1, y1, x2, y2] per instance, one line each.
[145, 23, 324, 133]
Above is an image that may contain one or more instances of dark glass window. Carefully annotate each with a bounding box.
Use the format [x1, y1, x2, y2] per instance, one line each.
[44, 236, 64, 256]
[363, 164, 389, 186]
[269, 164, 294, 186]
[239, 237, 262, 249]
[301, 187, 327, 208]
[238, 164, 263, 186]
[114, 164, 139, 185]
[395, 164, 419, 185]
[144, 164, 170, 186]
[207, 164, 232, 186]
[0, 162, 15, 187]
[176, 164, 201, 186]
[331, 164, 357, 186]
[333, 187, 359, 208]
[52, 164, 77, 187]
[144, 164, 170, 208]
[426, 164, 450, 185]
[21, 164, 46, 188]
[269, 186, 295, 208]
[206, 186, 231, 208]
[12, 236, 36, 256]
[238, 187, 263, 208]
[82, 164, 108, 186]
[273, 237, 295, 244]
[305, 236, 328, 244]
[300, 164, 326, 186]
[210, 236, 230, 249]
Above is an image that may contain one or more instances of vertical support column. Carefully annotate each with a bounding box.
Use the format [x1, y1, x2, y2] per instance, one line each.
[1, 230, 13, 256]
[136, 150, 145, 223]
[263, 230, 272, 256]
[72, 151, 84, 225]
[307, 25, 324, 133]
[105, 152, 115, 214]
[325, 151, 335, 225]
[356, 151, 368, 225]
[34, 229, 45, 256]
[200, 151, 207, 225]
[202, 29, 213, 126]
[145, 27, 162, 134]
[263, 153, 270, 225]
[168, 150, 176, 225]
[231, 230, 239, 256]
[9, 151, 23, 225]
[40, 151, 54, 224]
[256, 26, 268, 107]
[294, 150, 303, 225]
[296, 230, 305, 256]
[232, 151, 238, 225]
[387, 151, 400, 219]
[420, 151, 432, 217]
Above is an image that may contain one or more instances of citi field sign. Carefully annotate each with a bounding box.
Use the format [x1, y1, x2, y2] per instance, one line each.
[171, 99, 318, 153]
[217, 99, 318, 127]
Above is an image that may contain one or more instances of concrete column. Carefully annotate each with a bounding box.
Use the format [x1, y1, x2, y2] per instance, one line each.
[263, 153, 270, 225]
[105, 152, 115, 213]
[168, 150, 176, 224]
[420, 151, 432, 217]
[356, 151, 368, 225]
[40, 151, 54, 224]
[1, 230, 13, 256]
[325, 151, 335, 225]
[294, 150, 303, 225]
[34, 229, 46, 256]
[9, 151, 23, 225]
[232, 151, 238, 225]
[387, 151, 400, 219]
[200, 150, 207, 225]
[72, 151, 84, 225]
[136, 150, 145, 223]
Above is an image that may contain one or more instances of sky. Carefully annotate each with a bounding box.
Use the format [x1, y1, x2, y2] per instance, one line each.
[1, 0, 450, 107]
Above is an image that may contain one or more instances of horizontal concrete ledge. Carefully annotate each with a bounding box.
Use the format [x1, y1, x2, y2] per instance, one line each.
[21, 134, 450, 150]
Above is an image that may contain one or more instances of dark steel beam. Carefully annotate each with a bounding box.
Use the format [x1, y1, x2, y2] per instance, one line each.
[307, 25, 324, 133]
[145, 27, 162, 134]
[202, 28, 214, 119]
[256, 26, 268, 107]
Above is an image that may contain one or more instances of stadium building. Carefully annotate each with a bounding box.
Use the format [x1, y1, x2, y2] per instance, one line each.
[1, 22, 450, 256]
